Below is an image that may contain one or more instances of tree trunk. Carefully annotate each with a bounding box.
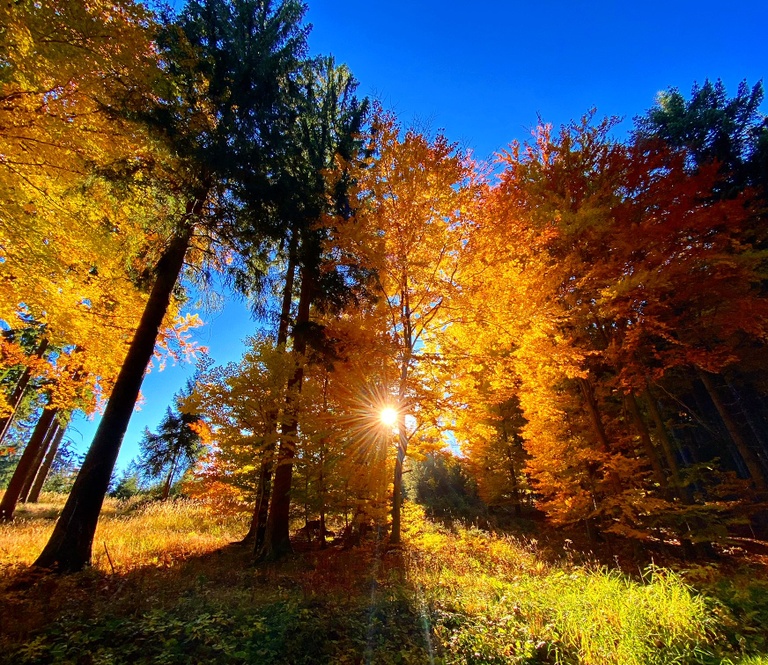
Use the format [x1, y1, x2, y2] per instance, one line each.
[643, 386, 685, 489]
[0, 406, 57, 520]
[390, 416, 407, 545]
[390, 332, 411, 546]
[698, 368, 767, 491]
[0, 339, 48, 445]
[20, 416, 59, 503]
[27, 417, 68, 503]
[625, 393, 668, 490]
[34, 221, 195, 572]
[244, 236, 296, 549]
[501, 421, 523, 516]
[162, 449, 179, 501]
[258, 263, 311, 560]
[578, 377, 622, 494]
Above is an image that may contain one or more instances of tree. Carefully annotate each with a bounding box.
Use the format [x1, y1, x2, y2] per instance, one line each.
[257, 57, 370, 559]
[138, 388, 203, 500]
[34, 0, 309, 571]
[0, 0, 178, 413]
[633, 79, 768, 196]
[186, 337, 298, 520]
[355, 114, 479, 544]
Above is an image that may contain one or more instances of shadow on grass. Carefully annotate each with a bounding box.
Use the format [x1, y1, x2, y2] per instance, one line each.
[0, 536, 434, 665]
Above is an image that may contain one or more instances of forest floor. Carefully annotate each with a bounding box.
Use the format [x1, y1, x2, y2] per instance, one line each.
[1, 495, 767, 665]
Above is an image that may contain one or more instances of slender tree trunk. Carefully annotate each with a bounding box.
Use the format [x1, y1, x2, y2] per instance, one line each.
[578, 378, 622, 494]
[0, 406, 57, 520]
[259, 263, 311, 560]
[500, 421, 523, 516]
[724, 376, 768, 455]
[698, 368, 767, 491]
[625, 393, 668, 490]
[244, 236, 297, 549]
[27, 418, 68, 503]
[20, 416, 59, 502]
[390, 330, 411, 546]
[34, 220, 196, 572]
[390, 416, 408, 545]
[0, 339, 48, 445]
[162, 449, 179, 501]
[643, 386, 684, 489]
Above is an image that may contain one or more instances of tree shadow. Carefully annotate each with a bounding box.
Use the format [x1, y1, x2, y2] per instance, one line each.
[0, 535, 434, 665]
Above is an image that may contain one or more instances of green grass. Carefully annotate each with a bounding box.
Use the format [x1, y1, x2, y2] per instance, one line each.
[1, 496, 767, 664]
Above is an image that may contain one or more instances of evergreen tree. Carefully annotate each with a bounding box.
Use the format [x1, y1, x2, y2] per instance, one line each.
[138, 393, 203, 500]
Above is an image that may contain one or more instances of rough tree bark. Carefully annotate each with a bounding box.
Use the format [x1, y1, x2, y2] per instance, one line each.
[243, 235, 296, 549]
[698, 368, 767, 491]
[0, 339, 48, 445]
[19, 416, 59, 502]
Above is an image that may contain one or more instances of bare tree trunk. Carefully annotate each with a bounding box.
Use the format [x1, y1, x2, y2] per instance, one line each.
[0, 406, 57, 520]
[643, 386, 684, 489]
[625, 393, 668, 490]
[500, 420, 523, 516]
[390, 416, 408, 545]
[390, 334, 411, 546]
[698, 368, 767, 491]
[162, 449, 179, 501]
[578, 378, 622, 495]
[20, 416, 59, 503]
[34, 218, 197, 572]
[259, 263, 311, 560]
[244, 236, 296, 549]
[27, 418, 68, 503]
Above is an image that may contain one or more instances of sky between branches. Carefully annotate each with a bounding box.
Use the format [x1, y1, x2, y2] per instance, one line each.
[69, 0, 767, 471]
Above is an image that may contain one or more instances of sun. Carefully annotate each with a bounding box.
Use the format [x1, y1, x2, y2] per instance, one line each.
[380, 406, 398, 427]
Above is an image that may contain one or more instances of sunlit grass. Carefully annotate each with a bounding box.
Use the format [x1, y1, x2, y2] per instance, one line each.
[402, 503, 719, 665]
[1, 495, 766, 664]
[0, 492, 246, 573]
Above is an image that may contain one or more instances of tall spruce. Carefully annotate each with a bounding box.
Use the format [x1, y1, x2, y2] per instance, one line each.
[258, 57, 370, 559]
[35, 0, 309, 571]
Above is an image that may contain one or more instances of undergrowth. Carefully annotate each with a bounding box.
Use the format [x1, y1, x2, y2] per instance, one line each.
[0, 495, 766, 664]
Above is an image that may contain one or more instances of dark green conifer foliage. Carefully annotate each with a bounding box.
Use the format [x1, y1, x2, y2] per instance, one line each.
[35, 0, 309, 571]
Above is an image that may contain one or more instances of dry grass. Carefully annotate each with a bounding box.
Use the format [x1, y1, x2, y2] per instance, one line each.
[1, 495, 767, 664]
[0, 492, 246, 574]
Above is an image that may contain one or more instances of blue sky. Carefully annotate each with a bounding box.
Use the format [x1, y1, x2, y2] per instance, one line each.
[68, 0, 767, 472]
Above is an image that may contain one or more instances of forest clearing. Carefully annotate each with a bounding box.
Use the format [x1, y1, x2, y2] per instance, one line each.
[1, 494, 767, 665]
[2, 0, 768, 662]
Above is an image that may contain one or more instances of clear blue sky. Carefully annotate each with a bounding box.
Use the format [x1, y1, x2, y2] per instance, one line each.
[68, 0, 767, 472]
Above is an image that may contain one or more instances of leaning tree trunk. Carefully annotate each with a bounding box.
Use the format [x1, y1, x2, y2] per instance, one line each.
[27, 417, 69, 503]
[258, 264, 312, 560]
[643, 386, 685, 490]
[0, 339, 48, 446]
[161, 448, 180, 501]
[20, 416, 59, 503]
[0, 406, 57, 521]
[625, 392, 669, 491]
[578, 377, 623, 495]
[34, 222, 195, 572]
[698, 368, 767, 492]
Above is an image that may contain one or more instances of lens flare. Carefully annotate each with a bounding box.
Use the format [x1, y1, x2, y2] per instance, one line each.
[380, 407, 398, 427]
